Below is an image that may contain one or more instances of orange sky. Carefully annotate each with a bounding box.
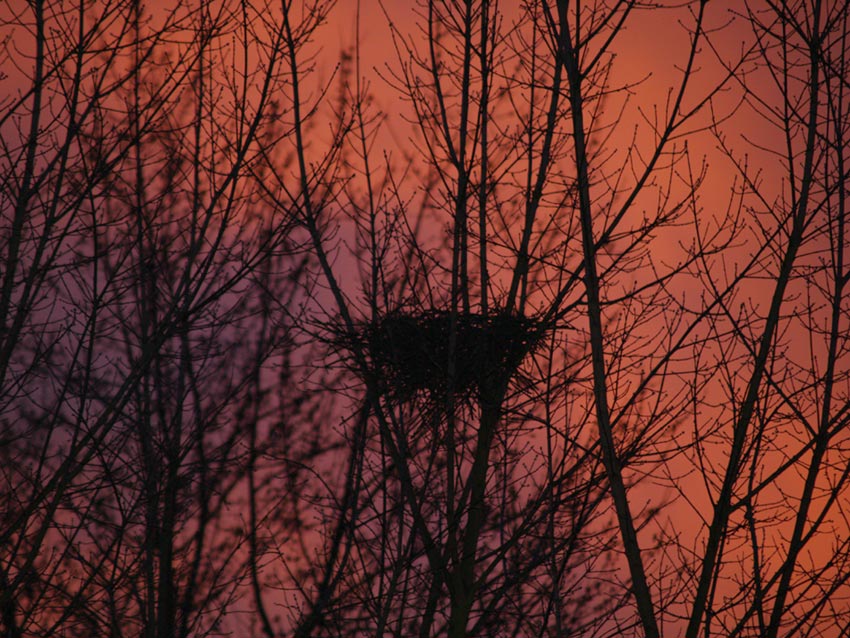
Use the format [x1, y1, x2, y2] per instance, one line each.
[2, 1, 846, 635]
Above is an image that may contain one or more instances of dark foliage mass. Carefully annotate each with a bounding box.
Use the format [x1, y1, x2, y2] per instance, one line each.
[359, 309, 547, 400]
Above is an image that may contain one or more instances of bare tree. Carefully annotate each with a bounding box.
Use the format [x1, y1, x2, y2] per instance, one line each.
[275, 0, 731, 636]
[676, 2, 850, 637]
[5, 0, 850, 637]
[0, 1, 333, 636]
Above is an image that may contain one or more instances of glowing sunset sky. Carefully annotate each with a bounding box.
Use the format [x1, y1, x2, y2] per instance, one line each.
[1, 2, 848, 637]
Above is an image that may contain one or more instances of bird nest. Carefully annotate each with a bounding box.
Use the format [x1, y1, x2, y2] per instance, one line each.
[349, 309, 547, 402]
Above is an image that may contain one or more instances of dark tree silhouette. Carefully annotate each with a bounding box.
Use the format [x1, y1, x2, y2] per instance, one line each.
[0, 2, 334, 637]
[3, 1, 850, 637]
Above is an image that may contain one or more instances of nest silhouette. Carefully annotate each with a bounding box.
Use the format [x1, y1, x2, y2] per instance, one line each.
[358, 309, 547, 404]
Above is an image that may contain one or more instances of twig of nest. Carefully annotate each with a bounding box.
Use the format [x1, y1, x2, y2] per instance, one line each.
[352, 309, 548, 403]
